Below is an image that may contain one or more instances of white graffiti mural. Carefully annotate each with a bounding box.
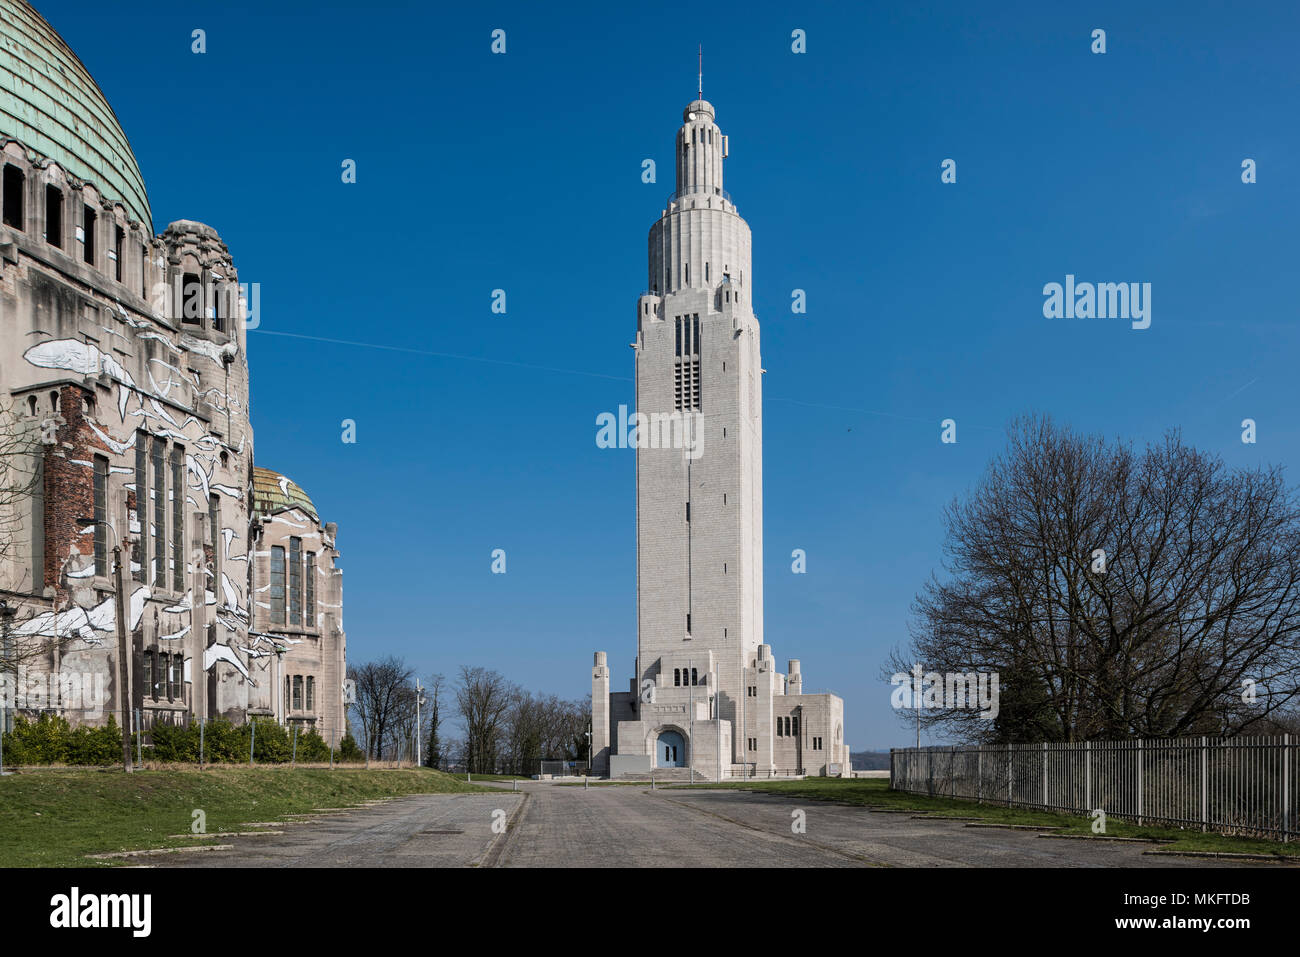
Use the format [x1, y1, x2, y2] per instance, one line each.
[12, 586, 151, 645]
[24, 333, 252, 674]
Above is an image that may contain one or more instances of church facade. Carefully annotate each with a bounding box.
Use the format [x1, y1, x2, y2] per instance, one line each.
[0, 0, 345, 741]
[591, 96, 848, 779]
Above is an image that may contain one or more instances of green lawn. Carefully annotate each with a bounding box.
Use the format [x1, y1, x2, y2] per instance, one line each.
[672, 777, 1300, 859]
[0, 766, 490, 867]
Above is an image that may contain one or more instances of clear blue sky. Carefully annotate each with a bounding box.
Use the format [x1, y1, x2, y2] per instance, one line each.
[43, 0, 1299, 749]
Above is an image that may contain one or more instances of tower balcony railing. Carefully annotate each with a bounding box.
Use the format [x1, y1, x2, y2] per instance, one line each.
[667, 184, 731, 206]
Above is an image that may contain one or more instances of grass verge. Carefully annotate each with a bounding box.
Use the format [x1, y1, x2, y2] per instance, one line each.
[0, 766, 490, 867]
[671, 777, 1300, 859]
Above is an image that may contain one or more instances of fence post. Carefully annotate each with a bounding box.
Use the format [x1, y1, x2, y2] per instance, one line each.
[977, 747, 982, 804]
[1284, 734, 1290, 843]
[951, 746, 956, 798]
[1085, 740, 1091, 811]
[1042, 742, 1048, 809]
[1137, 738, 1143, 826]
[1201, 736, 1207, 833]
[1007, 743, 1012, 807]
[199, 719, 205, 770]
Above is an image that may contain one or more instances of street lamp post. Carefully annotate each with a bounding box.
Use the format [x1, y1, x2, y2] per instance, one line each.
[83, 518, 133, 773]
[415, 680, 425, 767]
[0, 599, 14, 775]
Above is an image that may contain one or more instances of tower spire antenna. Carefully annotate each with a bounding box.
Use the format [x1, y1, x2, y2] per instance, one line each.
[698, 44, 703, 100]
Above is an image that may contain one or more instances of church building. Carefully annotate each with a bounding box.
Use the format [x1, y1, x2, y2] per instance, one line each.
[0, 0, 346, 741]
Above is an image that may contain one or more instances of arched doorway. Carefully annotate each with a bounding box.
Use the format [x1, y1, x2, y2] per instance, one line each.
[655, 730, 686, 767]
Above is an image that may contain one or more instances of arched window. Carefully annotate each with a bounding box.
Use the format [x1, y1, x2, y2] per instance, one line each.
[691, 668, 698, 686]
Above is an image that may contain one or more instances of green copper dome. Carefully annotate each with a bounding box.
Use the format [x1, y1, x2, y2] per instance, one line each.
[0, 0, 151, 231]
[251, 467, 320, 524]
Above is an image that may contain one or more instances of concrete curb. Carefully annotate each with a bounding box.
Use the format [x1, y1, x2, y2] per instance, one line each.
[963, 822, 1065, 831]
[87, 844, 233, 860]
[1142, 849, 1300, 864]
[1038, 834, 1172, 844]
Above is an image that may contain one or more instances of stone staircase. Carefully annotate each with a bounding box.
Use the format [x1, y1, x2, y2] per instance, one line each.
[611, 766, 704, 783]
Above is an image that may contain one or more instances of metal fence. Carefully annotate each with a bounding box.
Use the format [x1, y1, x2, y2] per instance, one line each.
[891, 736, 1298, 842]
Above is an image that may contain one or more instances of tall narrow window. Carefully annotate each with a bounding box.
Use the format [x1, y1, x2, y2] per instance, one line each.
[305, 676, 315, 712]
[211, 280, 225, 332]
[270, 546, 286, 625]
[151, 437, 165, 586]
[181, 272, 202, 323]
[170, 445, 184, 592]
[113, 225, 124, 281]
[44, 185, 62, 247]
[170, 655, 182, 701]
[674, 668, 680, 687]
[292, 675, 303, 711]
[2, 165, 23, 230]
[674, 315, 702, 412]
[139, 242, 147, 297]
[82, 205, 96, 264]
[305, 552, 316, 627]
[289, 536, 302, 625]
[143, 652, 154, 700]
[209, 494, 220, 587]
[92, 455, 108, 576]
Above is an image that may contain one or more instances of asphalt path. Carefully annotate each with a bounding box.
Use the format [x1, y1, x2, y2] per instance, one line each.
[154, 781, 1284, 868]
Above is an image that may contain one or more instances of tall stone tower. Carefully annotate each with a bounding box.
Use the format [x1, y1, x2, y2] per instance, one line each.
[635, 97, 762, 767]
[591, 94, 847, 781]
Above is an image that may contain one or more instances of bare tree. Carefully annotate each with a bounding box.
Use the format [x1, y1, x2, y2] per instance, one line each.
[348, 656, 415, 759]
[424, 673, 446, 768]
[0, 397, 51, 675]
[891, 415, 1300, 742]
[455, 666, 515, 773]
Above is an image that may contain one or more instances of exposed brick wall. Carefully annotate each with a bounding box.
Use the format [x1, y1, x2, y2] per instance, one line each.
[41, 384, 110, 596]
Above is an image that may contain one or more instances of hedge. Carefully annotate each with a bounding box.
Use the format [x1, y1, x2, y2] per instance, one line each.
[0, 714, 363, 765]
